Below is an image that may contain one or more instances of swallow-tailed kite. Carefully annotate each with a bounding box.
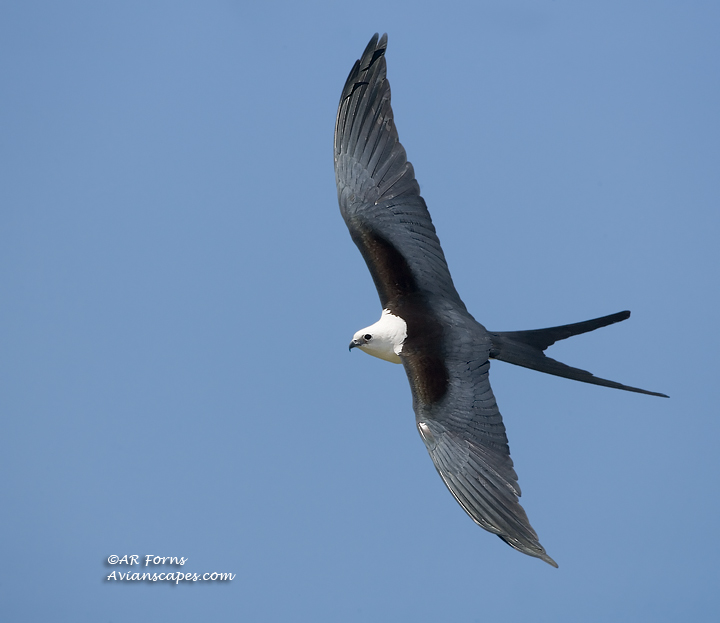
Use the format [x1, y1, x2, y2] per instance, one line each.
[334, 34, 667, 567]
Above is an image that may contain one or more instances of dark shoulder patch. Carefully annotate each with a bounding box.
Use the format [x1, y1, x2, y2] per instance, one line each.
[392, 294, 449, 405]
[402, 351, 449, 405]
[351, 227, 419, 307]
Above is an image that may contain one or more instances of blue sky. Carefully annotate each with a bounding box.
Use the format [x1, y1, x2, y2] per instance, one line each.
[1, 1, 718, 621]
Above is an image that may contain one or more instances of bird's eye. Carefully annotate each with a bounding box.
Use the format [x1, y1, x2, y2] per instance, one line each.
[364, 334, 372, 340]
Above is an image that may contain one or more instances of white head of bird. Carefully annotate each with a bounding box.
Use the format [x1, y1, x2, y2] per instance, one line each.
[349, 309, 407, 364]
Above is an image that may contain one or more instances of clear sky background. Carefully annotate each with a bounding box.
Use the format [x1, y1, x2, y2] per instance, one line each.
[1, 1, 718, 621]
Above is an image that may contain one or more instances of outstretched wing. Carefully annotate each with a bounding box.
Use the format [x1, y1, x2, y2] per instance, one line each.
[410, 317, 558, 567]
[334, 34, 465, 309]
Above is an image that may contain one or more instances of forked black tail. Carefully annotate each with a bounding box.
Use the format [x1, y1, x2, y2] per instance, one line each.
[489, 311, 668, 397]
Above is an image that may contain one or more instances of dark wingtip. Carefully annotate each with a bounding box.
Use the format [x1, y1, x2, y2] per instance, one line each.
[360, 33, 388, 71]
[500, 536, 558, 567]
[544, 556, 559, 568]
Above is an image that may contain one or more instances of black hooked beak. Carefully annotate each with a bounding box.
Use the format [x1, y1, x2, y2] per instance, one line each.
[349, 339, 361, 351]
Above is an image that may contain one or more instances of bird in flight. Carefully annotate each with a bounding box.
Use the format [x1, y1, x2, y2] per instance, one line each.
[334, 34, 667, 567]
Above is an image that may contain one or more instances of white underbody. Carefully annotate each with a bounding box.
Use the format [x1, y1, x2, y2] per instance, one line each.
[353, 309, 407, 364]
